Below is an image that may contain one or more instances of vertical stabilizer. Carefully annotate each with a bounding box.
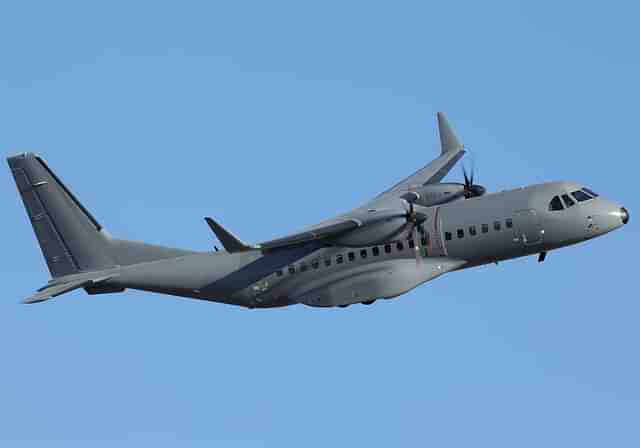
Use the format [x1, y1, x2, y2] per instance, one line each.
[7, 153, 114, 277]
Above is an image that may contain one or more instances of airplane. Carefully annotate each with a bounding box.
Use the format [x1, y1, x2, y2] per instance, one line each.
[7, 113, 630, 308]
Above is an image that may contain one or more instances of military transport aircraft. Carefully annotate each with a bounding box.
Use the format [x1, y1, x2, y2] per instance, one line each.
[8, 113, 629, 307]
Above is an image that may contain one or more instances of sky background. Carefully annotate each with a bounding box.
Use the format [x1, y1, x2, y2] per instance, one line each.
[1, 1, 638, 446]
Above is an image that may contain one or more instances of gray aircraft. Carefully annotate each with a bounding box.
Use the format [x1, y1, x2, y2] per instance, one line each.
[8, 113, 630, 307]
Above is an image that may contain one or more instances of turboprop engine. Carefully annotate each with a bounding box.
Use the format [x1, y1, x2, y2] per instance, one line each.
[330, 201, 427, 249]
[401, 182, 485, 207]
[330, 167, 485, 248]
[400, 166, 486, 207]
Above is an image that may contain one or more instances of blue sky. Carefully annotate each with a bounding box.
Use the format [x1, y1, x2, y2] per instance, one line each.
[1, 1, 638, 446]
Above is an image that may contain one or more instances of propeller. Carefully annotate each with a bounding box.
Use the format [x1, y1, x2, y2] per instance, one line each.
[402, 199, 427, 264]
[462, 159, 486, 199]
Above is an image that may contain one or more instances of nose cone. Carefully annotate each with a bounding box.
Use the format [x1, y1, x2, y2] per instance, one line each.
[621, 207, 630, 225]
[582, 198, 628, 239]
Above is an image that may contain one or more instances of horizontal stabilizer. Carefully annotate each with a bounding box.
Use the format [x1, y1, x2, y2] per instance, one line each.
[204, 217, 255, 253]
[24, 275, 115, 304]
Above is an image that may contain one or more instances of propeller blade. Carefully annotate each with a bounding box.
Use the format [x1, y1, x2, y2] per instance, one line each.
[413, 224, 422, 265]
[470, 156, 476, 186]
[461, 154, 484, 198]
[462, 164, 470, 188]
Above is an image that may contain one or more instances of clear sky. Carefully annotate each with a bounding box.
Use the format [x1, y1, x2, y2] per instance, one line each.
[1, 1, 638, 446]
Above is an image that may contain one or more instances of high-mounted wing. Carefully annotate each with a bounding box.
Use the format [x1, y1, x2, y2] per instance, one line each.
[201, 113, 466, 254]
[203, 216, 361, 252]
[370, 112, 465, 205]
[260, 219, 360, 251]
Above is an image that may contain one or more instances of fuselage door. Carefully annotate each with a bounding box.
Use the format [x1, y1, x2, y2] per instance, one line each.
[513, 209, 543, 246]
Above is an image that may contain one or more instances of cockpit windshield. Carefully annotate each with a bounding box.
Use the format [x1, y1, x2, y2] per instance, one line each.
[549, 187, 600, 211]
[549, 196, 564, 211]
[571, 190, 591, 202]
[561, 194, 575, 208]
[549, 186, 600, 212]
[582, 187, 599, 198]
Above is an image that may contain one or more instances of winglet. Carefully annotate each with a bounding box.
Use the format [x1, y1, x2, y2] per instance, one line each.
[204, 217, 255, 253]
[437, 112, 464, 155]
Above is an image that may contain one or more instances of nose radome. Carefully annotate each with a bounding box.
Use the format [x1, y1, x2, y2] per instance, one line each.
[621, 207, 630, 225]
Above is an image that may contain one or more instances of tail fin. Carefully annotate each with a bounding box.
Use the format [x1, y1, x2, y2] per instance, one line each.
[8, 153, 196, 279]
[8, 153, 114, 277]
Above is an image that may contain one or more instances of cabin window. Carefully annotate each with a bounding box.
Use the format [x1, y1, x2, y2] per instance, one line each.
[300, 263, 308, 272]
[336, 254, 344, 264]
[384, 244, 392, 254]
[549, 196, 564, 211]
[481, 224, 489, 233]
[324, 258, 331, 267]
[571, 190, 591, 202]
[457, 228, 464, 238]
[396, 241, 404, 251]
[562, 194, 575, 208]
[312, 259, 319, 269]
[445, 231, 452, 241]
[372, 246, 380, 256]
[288, 265, 295, 274]
[583, 187, 599, 198]
[469, 225, 477, 236]
[505, 218, 513, 229]
[408, 239, 415, 248]
[348, 252, 355, 262]
[360, 249, 368, 259]
[494, 221, 501, 231]
[276, 270, 283, 277]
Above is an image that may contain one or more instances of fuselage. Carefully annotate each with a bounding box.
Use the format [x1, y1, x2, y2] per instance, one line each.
[109, 181, 628, 308]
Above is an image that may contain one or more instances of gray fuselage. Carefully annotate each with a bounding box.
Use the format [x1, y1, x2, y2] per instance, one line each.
[109, 181, 627, 308]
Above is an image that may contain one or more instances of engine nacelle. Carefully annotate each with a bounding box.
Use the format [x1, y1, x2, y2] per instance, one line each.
[403, 183, 467, 207]
[400, 182, 486, 207]
[330, 209, 408, 247]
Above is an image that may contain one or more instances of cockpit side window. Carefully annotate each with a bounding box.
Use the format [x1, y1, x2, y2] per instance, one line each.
[583, 187, 599, 198]
[571, 190, 591, 202]
[549, 196, 564, 211]
[561, 194, 575, 208]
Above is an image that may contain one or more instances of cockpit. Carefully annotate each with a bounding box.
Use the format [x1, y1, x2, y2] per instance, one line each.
[548, 187, 599, 211]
